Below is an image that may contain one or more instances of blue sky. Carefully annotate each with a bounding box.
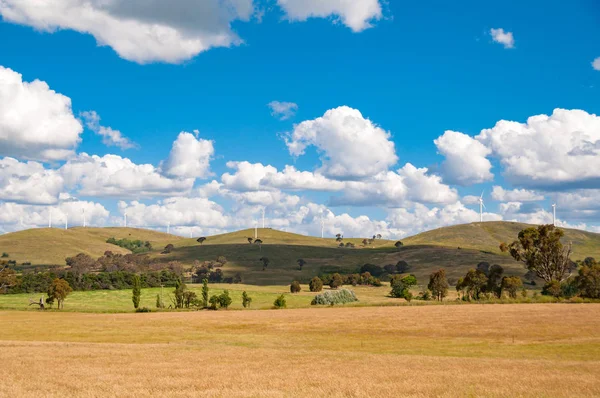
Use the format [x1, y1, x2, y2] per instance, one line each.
[0, 0, 599, 237]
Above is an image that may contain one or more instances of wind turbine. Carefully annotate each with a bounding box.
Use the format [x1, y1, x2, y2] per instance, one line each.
[552, 203, 556, 226]
[124, 212, 127, 228]
[65, 214, 68, 230]
[261, 207, 265, 229]
[82, 208, 86, 228]
[479, 191, 485, 223]
[167, 221, 170, 235]
[48, 208, 52, 228]
[254, 220, 258, 240]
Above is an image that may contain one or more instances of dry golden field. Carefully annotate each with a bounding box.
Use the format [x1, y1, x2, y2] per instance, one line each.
[1, 304, 600, 397]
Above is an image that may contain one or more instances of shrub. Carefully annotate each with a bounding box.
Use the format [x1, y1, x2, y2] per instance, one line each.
[242, 291, 252, 308]
[309, 277, 323, 292]
[418, 290, 432, 301]
[156, 293, 164, 309]
[218, 290, 232, 309]
[329, 273, 343, 289]
[1, 252, 8, 258]
[216, 256, 227, 265]
[311, 289, 358, 306]
[135, 307, 151, 313]
[500, 276, 523, 299]
[542, 281, 561, 297]
[209, 294, 220, 310]
[132, 274, 141, 309]
[576, 263, 600, 298]
[162, 244, 175, 254]
[273, 294, 287, 309]
[290, 281, 301, 293]
[390, 274, 417, 300]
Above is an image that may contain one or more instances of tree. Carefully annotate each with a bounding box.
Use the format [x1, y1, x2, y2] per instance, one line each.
[47, 279, 72, 310]
[476, 263, 504, 298]
[335, 234, 343, 243]
[218, 290, 232, 309]
[216, 256, 227, 265]
[396, 261, 410, 274]
[329, 273, 343, 289]
[501, 224, 573, 283]
[273, 294, 286, 309]
[259, 257, 270, 271]
[65, 253, 95, 284]
[428, 269, 449, 301]
[162, 244, 175, 254]
[197, 237, 207, 245]
[576, 262, 600, 298]
[0, 264, 16, 292]
[173, 278, 186, 308]
[247, 237, 253, 244]
[132, 274, 141, 309]
[457, 269, 488, 300]
[501, 276, 523, 299]
[362, 238, 369, 246]
[202, 278, 209, 307]
[209, 294, 219, 310]
[242, 291, 252, 308]
[290, 281, 301, 293]
[394, 241, 404, 250]
[183, 291, 197, 308]
[390, 274, 417, 300]
[360, 263, 384, 277]
[542, 281, 561, 298]
[297, 258, 306, 270]
[156, 293, 164, 309]
[309, 277, 323, 292]
[376, 234, 382, 239]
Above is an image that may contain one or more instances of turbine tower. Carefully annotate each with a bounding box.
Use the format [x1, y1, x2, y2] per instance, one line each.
[552, 203, 556, 226]
[478, 191, 485, 223]
[65, 214, 68, 230]
[254, 221, 258, 240]
[82, 208, 86, 228]
[124, 212, 127, 228]
[261, 207, 265, 229]
[48, 208, 52, 228]
[167, 221, 170, 235]
[320, 216, 324, 239]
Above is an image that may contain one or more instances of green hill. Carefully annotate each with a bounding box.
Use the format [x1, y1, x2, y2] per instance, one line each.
[1, 222, 598, 285]
[403, 221, 600, 260]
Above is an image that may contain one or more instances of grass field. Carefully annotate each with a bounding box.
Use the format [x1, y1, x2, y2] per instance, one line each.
[1, 304, 599, 397]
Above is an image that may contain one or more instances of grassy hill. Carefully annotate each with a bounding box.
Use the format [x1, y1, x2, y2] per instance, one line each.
[1, 222, 598, 285]
[403, 221, 600, 260]
[0, 227, 182, 266]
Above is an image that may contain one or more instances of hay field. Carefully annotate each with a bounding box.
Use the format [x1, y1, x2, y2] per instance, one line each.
[1, 304, 599, 397]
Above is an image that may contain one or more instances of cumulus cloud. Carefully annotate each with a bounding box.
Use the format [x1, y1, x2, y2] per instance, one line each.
[0, 66, 82, 161]
[285, 106, 398, 179]
[268, 101, 298, 120]
[477, 109, 600, 188]
[592, 57, 600, 71]
[434, 130, 493, 185]
[60, 153, 194, 197]
[161, 131, 214, 179]
[0, 0, 256, 64]
[491, 186, 544, 202]
[490, 28, 515, 49]
[81, 111, 136, 150]
[0, 157, 64, 205]
[277, 0, 383, 32]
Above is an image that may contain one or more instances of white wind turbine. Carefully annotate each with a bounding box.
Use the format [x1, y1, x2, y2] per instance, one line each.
[124, 212, 127, 228]
[261, 207, 265, 229]
[48, 208, 52, 228]
[82, 208, 86, 228]
[65, 213, 68, 230]
[479, 191, 485, 223]
[552, 203, 556, 226]
[167, 221, 170, 235]
[254, 220, 258, 240]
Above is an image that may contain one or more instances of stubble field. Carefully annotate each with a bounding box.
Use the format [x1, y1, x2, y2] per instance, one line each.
[1, 304, 600, 397]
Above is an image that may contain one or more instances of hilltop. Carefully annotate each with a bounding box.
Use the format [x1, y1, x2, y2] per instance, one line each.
[0, 222, 597, 285]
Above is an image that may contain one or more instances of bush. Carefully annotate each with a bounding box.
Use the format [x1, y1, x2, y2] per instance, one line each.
[311, 289, 358, 306]
[390, 274, 417, 300]
[273, 294, 287, 309]
[1, 252, 8, 258]
[290, 281, 301, 293]
[135, 307, 151, 313]
[218, 290, 232, 309]
[542, 281, 561, 297]
[209, 294, 220, 310]
[576, 264, 600, 298]
[242, 291, 252, 308]
[309, 277, 323, 292]
[329, 273, 343, 289]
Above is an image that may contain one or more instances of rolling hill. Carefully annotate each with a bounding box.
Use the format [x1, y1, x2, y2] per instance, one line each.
[0, 222, 598, 285]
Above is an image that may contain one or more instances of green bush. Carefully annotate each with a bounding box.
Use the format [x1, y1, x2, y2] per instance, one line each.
[218, 290, 232, 309]
[311, 289, 358, 306]
[1, 252, 8, 258]
[309, 277, 323, 292]
[209, 294, 220, 310]
[242, 291, 252, 308]
[273, 294, 287, 309]
[135, 307, 151, 313]
[290, 281, 301, 293]
[106, 237, 152, 253]
[542, 281, 561, 297]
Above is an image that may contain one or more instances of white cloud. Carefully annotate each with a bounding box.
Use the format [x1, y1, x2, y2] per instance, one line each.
[0, 157, 64, 205]
[491, 186, 544, 202]
[277, 0, 383, 32]
[60, 153, 194, 198]
[117, 197, 229, 230]
[161, 132, 214, 179]
[0, 0, 255, 64]
[477, 109, 600, 188]
[0, 66, 82, 161]
[462, 195, 481, 205]
[490, 28, 515, 49]
[592, 57, 600, 71]
[285, 106, 398, 179]
[268, 101, 298, 120]
[0, 200, 109, 232]
[81, 111, 136, 150]
[434, 130, 493, 185]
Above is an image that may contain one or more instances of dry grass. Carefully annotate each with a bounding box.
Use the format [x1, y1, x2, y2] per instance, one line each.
[2, 304, 600, 397]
